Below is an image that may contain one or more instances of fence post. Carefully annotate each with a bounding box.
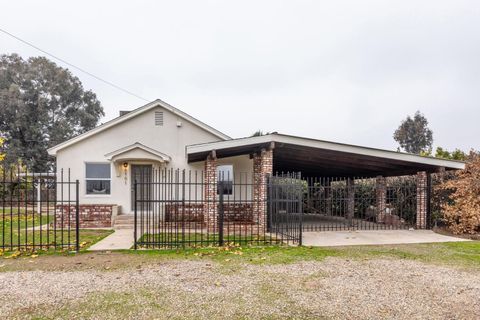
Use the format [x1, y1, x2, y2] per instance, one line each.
[298, 173, 303, 246]
[182, 170, 186, 249]
[134, 180, 137, 250]
[267, 175, 271, 233]
[218, 181, 224, 246]
[75, 180, 80, 252]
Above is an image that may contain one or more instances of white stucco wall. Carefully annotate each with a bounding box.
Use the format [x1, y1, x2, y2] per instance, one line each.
[55, 106, 253, 213]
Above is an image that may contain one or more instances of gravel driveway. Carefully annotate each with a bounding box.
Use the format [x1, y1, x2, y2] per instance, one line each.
[1, 255, 479, 319]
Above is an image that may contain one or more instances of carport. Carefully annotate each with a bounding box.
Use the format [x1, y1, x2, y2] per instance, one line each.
[187, 133, 465, 234]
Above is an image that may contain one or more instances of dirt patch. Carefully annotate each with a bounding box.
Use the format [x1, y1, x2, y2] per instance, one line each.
[0, 256, 479, 319]
[0, 251, 168, 272]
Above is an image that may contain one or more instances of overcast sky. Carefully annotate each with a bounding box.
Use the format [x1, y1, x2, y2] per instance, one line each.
[1, 1, 479, 151]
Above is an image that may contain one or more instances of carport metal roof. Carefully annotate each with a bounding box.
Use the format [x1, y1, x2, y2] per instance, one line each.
[186, 133, 465, 177]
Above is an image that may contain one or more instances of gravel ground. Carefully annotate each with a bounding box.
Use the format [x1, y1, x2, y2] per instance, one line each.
[0, 257, 479, 319]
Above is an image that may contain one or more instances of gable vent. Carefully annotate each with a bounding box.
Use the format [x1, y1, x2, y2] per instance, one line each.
[155, 111, 164, 126]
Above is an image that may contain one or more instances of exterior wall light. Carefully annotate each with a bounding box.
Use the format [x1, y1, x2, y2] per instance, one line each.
[123, 162, 128, 184]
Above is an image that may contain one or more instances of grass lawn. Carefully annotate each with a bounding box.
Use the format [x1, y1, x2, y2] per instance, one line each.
[138, 232, 278, 248]
[0, 213, 113, 253]
[126, 240, 480, 270]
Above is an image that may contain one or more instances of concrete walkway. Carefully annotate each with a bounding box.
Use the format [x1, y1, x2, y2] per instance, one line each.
[88, 229, 470, 251]
[302, 229, 470, 247]
[88, 228, 135, 251]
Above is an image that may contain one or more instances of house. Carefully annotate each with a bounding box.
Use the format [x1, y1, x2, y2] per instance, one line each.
[47, 99, 465, 233]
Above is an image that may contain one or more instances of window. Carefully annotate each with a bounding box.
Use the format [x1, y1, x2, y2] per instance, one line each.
[155, 111, 164, 126]
[85, 163, 111, 195]
[217, 165, 233, 195]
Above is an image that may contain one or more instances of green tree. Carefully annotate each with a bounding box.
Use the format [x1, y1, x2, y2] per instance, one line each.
[393, 111, 433, 154]
[0, 54, 104, 171]
[0, 137, 5, 163]
[251, 130, 267, 137]
[435, 147, 467, 161]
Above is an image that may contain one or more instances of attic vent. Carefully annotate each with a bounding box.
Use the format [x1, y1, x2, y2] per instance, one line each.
[155, 111, 164, 126]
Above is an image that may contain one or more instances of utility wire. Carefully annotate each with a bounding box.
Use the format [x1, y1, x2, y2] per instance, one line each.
[0, 27, 150, 102]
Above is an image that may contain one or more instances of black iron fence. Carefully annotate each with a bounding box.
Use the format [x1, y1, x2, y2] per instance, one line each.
[268, 173, 303, 245]
[133, 169, 303, 249]
[0, 165, 79, 252]
[302, 176, 421, 231]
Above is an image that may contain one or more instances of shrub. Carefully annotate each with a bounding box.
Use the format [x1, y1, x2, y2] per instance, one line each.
[439, 151, 480, 234]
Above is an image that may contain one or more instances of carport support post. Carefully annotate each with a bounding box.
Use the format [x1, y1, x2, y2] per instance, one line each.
[204, 152, 218, 232]
[416, 171, 428, 229]
[253, 148, 273, 234]
[376, 176, 386, 223]
[346, 178, 355, 227]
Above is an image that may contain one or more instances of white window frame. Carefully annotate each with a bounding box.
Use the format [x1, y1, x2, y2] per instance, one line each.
[85, 162, 112, 196]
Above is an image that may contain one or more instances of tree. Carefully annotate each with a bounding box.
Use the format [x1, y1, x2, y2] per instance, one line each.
[251, 130, 267, 137]
[439, 151, 480, 234]
[393, 111, 433, 154]
[0, 137, 5, 163]
[434, 147, 467, 161]
[0, 54, 104, 171]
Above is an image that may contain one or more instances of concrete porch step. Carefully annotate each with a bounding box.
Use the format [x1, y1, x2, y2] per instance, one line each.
[114, 214, 134, 229]
[115, 214, 134, 219]
[115, 218, 134, 223]
[114, 224, 135, 230]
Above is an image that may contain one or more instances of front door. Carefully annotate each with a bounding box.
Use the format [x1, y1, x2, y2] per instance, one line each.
[131, 165, 153, 211]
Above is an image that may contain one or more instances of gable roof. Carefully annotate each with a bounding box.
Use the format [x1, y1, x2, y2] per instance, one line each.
[104, 142, 171, 162]
[47, 99, 231, 155]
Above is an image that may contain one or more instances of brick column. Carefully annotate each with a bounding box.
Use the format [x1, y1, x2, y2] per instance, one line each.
[346, 178, 355, 226]
[204, 154, 217, 231]
[376, 176, 386, 223]
[416, 171, 428, 229]
[253, 148, 273, 233]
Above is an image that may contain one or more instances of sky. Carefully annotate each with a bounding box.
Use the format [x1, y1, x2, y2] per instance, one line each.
[1, 0, 479, 152]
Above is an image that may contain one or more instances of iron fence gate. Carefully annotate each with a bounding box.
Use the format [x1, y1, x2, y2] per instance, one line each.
[133, 168, 303, 249]
[302, 176, 421, 231]
[268, 173, 303, 245]
[0, 166, 80, 252]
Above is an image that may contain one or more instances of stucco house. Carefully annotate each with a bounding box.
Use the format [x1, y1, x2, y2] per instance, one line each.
[47, 99, 464, 233]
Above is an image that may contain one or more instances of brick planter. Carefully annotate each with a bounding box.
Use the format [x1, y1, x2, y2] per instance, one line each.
[55, 204, 118, 228]
[165, 203, 254, 224]
[165, 204, 204, 222]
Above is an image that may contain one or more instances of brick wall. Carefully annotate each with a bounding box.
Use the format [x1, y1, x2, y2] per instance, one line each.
[166, 203, 253, 224]
[253, 149, 273, 231]
[416, 171, 428, 229]
[204, 155, 217, 230]
[55, 204, 117, 228]
[202, 149, 272, 231]
[165, 204, 204, 223]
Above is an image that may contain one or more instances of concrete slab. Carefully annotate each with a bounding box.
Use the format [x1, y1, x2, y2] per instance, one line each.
[88, 228, 135, 251]
[302, 230, 471, 247]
